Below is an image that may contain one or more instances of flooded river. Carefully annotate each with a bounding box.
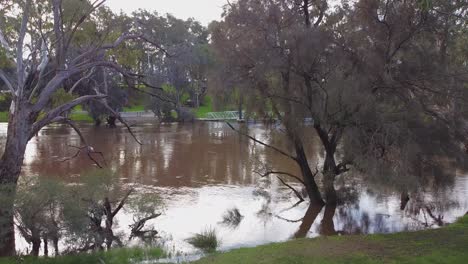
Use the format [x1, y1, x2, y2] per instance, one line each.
[1, 122, 467, 259]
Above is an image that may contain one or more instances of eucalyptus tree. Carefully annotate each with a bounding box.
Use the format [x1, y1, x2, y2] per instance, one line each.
[212, 0, 468, 205]
[0, 0, 166, 256]
[133, 13, 212, 120]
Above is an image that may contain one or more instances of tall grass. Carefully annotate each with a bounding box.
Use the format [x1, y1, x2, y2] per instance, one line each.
[186, 227, 220, 253]
[220, 207, 243, 228]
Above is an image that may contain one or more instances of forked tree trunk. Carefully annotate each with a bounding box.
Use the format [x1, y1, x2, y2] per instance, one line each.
[294, 143, 325, 206]
[315, 125, 339, 205]
[0, 104, 33, 256]
[323, 152, 338, 205]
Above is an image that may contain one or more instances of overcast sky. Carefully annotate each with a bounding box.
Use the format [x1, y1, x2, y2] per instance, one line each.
[106, 0, 227, 26]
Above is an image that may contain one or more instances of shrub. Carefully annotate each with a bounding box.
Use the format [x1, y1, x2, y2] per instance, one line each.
[186, 227, 220, 253]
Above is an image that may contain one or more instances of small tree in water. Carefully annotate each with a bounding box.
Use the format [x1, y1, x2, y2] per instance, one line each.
[7, 169, 163, 256]
[12, 177, 64, 256]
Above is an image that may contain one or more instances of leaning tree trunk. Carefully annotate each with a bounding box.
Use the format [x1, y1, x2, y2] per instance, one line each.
[281, 110, 325, 206]
[0, 103, 33, 256]
[293, 140, 325, 206]
[293, 203, 323, 238]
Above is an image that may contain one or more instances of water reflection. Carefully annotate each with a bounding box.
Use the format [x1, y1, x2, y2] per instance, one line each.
[0, 122, 466, 256]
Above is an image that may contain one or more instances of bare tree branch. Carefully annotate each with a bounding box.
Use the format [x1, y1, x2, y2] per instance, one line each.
[55, 118, 107, 168]
[254, 169, 306, 185]
[129, 213, 161, 240]
[16, 0, 32, 94]
[0, 27, 11, 51]
[102, 33, 171, 57]
[63, 0, 106, 55]
[95, 99, 143, 145]
[30, 94, 107, 137]
[33, 69, 82, 112]
[226, 122, 297, 161]
[28, 39, 50, 101]
[68, 68, 95, 94]
[277, 176, 305, 202]
[112, 189, 133, 217]
[0, 70, 15, 94]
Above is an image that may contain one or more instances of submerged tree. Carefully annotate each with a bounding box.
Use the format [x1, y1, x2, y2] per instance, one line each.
[8, 170, 163, 256]
[212, 0, 468, 205]
[13, 177, 64, 256]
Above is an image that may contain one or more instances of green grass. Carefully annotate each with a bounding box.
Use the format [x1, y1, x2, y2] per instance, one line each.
[72, 105, 83, 111]
[69, 112, 93, 122]
[194, 96, 213, 118]
[1, 216, 466, 263]
[186, 226, 220, 253]
[0, 247, 164, 264]
[0, 108, 93, 123]
[0, 112, 8, 122]
[194, 215, 468, 264]
[123, 105, 145, 112]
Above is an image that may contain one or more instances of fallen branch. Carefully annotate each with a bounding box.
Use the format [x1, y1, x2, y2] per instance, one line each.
[277, 176, 305, 202]
[129, 213, 161, 240]
[95, 99, 143, 145]
[254, 169, 306, 186]
[56, 117, 107, 168]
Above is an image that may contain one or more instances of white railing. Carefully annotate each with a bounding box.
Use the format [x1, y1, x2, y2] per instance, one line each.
[205, 111, 242, 120]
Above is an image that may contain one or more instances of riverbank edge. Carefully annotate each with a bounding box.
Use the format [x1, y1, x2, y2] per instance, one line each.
[0, 215, 466, 263]
[0, 247, 164, 264]
[194, 214, 468, 264]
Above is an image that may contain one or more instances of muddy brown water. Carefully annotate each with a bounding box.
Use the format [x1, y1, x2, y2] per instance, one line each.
[1, 122, 467, 259]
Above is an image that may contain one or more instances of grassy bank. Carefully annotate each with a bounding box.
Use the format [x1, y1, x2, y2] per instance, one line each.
[0, 216, 466, 263]
[0, 100, 213, 123]
[0, 247, 164, 264]
[194, 97, 213, 118]
[195, 215, 468, 264]
[0, 111, 94, 123]
[0, 112, 8, 122]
